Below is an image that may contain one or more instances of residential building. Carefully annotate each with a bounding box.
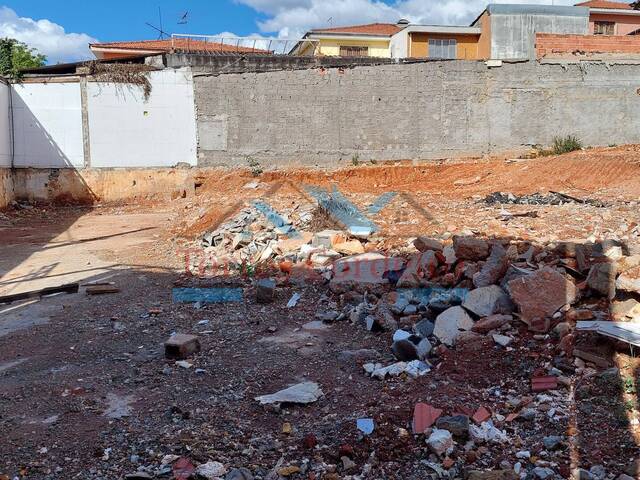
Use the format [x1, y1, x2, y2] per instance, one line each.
[389, 25, 482, 59]
[575, 0, 640, 35]
[90, 38, 269, 60]
[291, 23, 404, 57]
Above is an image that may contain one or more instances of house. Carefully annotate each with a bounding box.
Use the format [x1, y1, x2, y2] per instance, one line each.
[575, 0, 640, 35]
[90, 38, 270, 60]
[389, 25, 482, 59]
[291, 22, 404, 57]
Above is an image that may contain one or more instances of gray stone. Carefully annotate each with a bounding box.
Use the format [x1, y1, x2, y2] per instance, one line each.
[255, 382, 323, 405]
[416, 338, 432, 359]
[433, 306, 474, 346]
[571, 468, 593, 480]
[414, 319, 435, 338]
[392, 339, 418, 361]
[164, 333, 201, 360]
[589, 465, 606, 480]
[542, 435, 563, 450]
[435, 415, 469, 438]
[617, 266, 640, 294]
[426, 428, 453, 455]
[453, 236, 490, 261]
[473, 243, 509, 287]
[462, 285, 513, 317]
[232, 231, 252, 250]
[586, 262, 616, 299]
[255, 278, 276, 304]
[533, 467, 555, 480]
[226, 468, 254, 480]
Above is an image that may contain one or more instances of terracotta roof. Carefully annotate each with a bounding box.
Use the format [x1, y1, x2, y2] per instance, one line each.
[575, 0, 633, 9]
[90, 39, 270, 54]
[310, 23, 402, 36]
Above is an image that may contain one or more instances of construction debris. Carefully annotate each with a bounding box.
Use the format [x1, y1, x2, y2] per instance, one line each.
[255, 382, 323, 406]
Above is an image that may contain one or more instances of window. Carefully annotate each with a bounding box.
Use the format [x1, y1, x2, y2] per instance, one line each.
[594, 21, 615, 35]
[339, 46, 369, 57]
[428, 38, 457, 59]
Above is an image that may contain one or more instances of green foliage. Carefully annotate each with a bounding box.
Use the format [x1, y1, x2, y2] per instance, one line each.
[351, 153, 360, 166]
[247, 156, 263, 177]
[0, 38, 46, 79]
[623, 377, 637, 394]
[551, 135, 583, 155]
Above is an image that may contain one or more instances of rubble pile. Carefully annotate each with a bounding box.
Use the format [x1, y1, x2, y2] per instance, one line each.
[483, 191, 607, 207]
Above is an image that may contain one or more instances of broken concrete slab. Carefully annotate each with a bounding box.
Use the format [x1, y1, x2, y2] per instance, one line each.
[616, 265, 640, 294]
[172, 288, 243, 304]
[332, 253, 404, 284]
[312, 230, 346, 248]
[165, 333, 201, 360]
[462, 285, 513, 318]
[255, 382, 323, 405]
[508, 268, 577, 330]
[333, 240, 365, 255]
[611, 299, 640, 321]
[433, 306, 474, 346]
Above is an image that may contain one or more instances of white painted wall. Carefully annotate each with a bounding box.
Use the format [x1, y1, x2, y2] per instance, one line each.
[87, 67, 197, 167]
[11, 82, 84, 168]
[0, 81, 10, 167]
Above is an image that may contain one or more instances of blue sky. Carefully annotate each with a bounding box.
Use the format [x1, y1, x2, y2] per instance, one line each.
[0, 0, 573, 64]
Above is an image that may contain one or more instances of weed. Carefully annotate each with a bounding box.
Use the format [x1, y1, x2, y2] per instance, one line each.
[551, 135, 583, 155]
[623, 377, 637, 394]
[351, 153, 360, 166]
[247, 156, 263, 177]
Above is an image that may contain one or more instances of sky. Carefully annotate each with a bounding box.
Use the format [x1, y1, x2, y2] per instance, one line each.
[1, 0, 576, 64]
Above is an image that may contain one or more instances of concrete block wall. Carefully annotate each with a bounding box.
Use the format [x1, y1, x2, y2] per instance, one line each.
[537, 33, 640, 58]
[0, 80, 14, 208]
[193, 60, 640, 168]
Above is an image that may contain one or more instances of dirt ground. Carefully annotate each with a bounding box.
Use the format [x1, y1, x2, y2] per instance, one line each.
[1, 147, 640, 480]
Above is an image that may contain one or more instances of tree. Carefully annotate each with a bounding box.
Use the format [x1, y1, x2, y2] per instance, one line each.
[0, 38, 46, 78]
[632, 1, 640, 10]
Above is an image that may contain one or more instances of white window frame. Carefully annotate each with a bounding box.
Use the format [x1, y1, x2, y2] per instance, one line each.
[428, 38, 457, 59]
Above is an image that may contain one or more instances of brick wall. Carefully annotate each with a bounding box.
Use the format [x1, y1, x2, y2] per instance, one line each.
[536, 33, 640, 58]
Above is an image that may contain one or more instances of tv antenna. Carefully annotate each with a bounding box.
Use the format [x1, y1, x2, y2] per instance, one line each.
[178, 11, 189, 25]
[146, 7, 170, 39]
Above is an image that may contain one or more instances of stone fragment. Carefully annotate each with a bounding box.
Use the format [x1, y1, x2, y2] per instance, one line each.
[196, 461, 227, 479]
[255, 278, 275, 304]
[433, 306, 474, 346]
[586, 261, 616, 298]
[611, 299, 640, 321]
[472, 314, 513, 334]
[435, 415, 469, 438]
[453, 236, 490, 261]
[533, 467, 555, 480]
[463, 285, 513, 317]
[492, 334, 512, 347]
[473, 244, 509, 287]
[333, 240, 365, 255]
[508, 268, 577, 330]
[225, 468, 254, 480]
[312, 230, 346, 248]
[232, 232, 252, 250]
[332, 253, 404, 284]
[397, 251, 438, 288]
[542, 435, 563, 450]
[472, 406, 491, 424]
[412, 403, 442, 433]
[413, 236, 443, 252]
[255, 382, 323, 405]
[616, 265, 640, 294]
[426, 428, 453, 455]
[414, 319, 435, 338]
[164, 333, 201, 360]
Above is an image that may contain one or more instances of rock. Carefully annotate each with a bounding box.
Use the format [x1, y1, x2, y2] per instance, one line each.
[392, 339, 419, 361]
[414, 319, 435, 338]
[124, 473, 153, 480]
[232, 231, 252, 250]
[508, 268, 577, 331]
[542, 435, 563, 450]
[611, 298, 640, 321]
[616, 265, 640, 294]
[341, 456, 357, 471]
[255, 278, 276, 304]
[334, 240, 365, 255]
[586, 262, 616, 298]
[617, 475, 634, 480]
[164, 333, 201, 360]
[196, 461, 227, 479]
[472, 314, 513, 334]
[453, 236, 490, 261]
[572, 468, 593, 480]
[553, 322, 571, 338]
[275, 232, 313, 254]
[225, 468, 254, 480]
[469, 420, 508, 443]
[492, 333, 512, 347]
[617, 254, 640, 273]
[255, 382, 323, 405]
[433, 306, 474, 346]
[435, 415, 469, 438]
[312, 230, 346, 248]
[533, 467, 555, 479]
[463, 285, 513, 317]
[426, 428, 453, 455]
[473, 244, 509, 287]
[397, 251, 438, 288]
[413, 236, 443, 252]
[370, 362, 407, 379]
[589, 465, 606, 480]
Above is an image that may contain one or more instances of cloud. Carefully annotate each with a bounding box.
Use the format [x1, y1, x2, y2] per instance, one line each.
[0, 6, 97, 64]
[237, 0, 576, 38]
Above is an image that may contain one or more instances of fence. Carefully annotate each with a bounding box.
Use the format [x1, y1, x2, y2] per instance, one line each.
[170, 34, 319, 56]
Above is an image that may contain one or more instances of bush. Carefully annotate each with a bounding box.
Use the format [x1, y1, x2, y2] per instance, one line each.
[551, 135, 583, 155]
